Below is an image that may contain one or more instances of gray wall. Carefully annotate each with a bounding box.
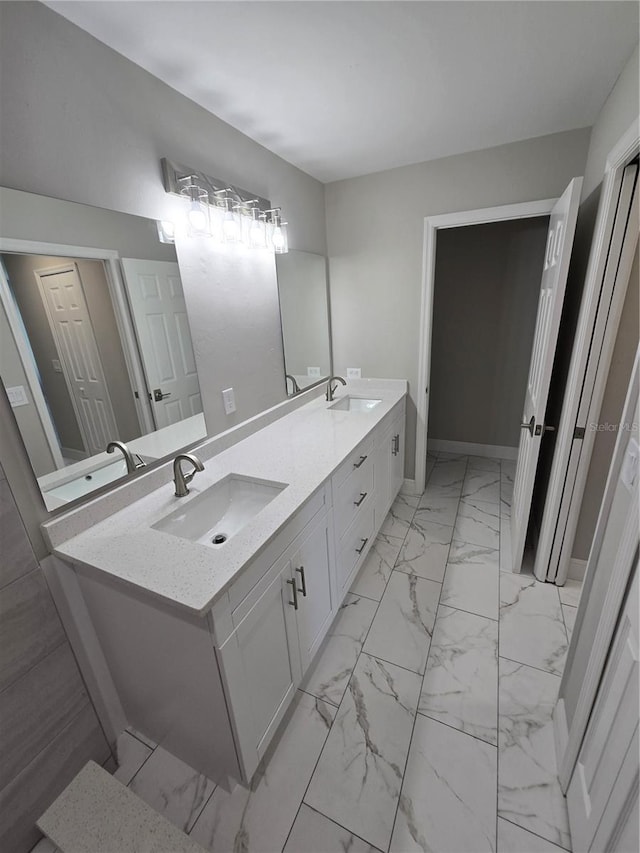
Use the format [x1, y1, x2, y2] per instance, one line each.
[325, 127, 591, 477]
[572, 242, 639, 561]
[0, 461, 111, 852]
[582, 44, 639, 199]
[429, 218, 549, 448]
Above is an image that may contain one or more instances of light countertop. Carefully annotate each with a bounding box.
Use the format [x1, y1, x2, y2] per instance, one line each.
[46, 381, 406, 616]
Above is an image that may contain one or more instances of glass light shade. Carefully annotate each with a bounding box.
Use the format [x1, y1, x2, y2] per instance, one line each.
[187, 202, 209, 234]
[222, 202, 241, 243]
[249, 213, 266, 248]
[272, 221, 288, 254]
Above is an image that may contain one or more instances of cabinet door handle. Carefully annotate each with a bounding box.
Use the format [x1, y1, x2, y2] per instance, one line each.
[391, 436, 397, 456]
[295, 566, 307, 597]
[354, 492, 368, 507]
[353, 455, 368, 469]
[287, 578, 298, 610]
[355, 537, 369, 555]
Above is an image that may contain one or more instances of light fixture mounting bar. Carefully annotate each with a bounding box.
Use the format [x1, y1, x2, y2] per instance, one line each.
[161, 158, 271, 212]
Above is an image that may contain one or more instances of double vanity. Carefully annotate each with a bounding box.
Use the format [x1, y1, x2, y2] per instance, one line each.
[42, 380, 406, 788]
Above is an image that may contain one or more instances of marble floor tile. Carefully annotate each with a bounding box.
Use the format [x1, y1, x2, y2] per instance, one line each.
[363, 571, 440, 674]
[498, 659, 570, 850]
[499, 503, 513, 574]
[500, 573, 568, 676]
[395, 516, 453, 583]
[497, 817, 567, 852]
[558, 579, 582, 608]
[462, 470, 501, 504]
[467, 456, 502, 473]
[190, 692, 336, 853]
[501, 480, 514, 507]
[284, 805, 382, 853]
[302, 594, 378, 706]
[380, 494, 419, 540]
[501, 460, 516, 479]
[350, 534, 403, 601]
[441, 541, 499, 620]
[128, 745, 216, 834]
[561, 604, 577, 642]
[425, 460, 467, 498]
[454, 498, 500, 550]
[415, 493, 460, 527]
[29, 840, 59, 853]
[420, 605, 498, 745]
[305, 653, 421, 852]
[112, 731, 153, 786]
[390, 715, 497, 853]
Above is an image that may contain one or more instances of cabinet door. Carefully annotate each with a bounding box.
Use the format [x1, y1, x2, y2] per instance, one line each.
[391, 414, 406, 501]
[376, 424, 394, 527]
[219, 560, 301, 779]
[294, 514, 334, 673]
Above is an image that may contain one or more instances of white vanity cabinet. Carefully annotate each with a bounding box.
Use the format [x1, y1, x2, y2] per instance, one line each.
[374, 399, 406, 527]
[211, 501, 335, 781]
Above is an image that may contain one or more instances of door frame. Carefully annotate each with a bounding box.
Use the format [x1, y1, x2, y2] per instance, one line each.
[414, 197, 558, 493]
[0, 260, 65, 468]
[554, 348, 639, 792]
[0, 237, 155, 434]
[534, 118, 640, 584]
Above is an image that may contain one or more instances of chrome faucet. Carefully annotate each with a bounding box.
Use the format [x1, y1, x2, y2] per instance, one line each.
[173, 453, 204, 497]
[325, 375, 347, 402]
[106, 440, 145, 474]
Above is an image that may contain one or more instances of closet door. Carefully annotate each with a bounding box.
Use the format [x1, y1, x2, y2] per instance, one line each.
[509, 177, 582, 572]
[566, 568, 638, 852]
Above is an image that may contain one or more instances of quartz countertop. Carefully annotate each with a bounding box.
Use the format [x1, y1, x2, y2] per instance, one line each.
[46, 381, 406, 615]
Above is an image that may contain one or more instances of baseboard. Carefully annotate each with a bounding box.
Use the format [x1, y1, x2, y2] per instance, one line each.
[553, 698, 569, 794]
[568, 558, 587, 582]
[401, 478, 419, 496]
[428, 439, 518, 460]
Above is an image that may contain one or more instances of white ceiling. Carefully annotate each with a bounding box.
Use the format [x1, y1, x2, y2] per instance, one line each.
[47, 1, 639, 183]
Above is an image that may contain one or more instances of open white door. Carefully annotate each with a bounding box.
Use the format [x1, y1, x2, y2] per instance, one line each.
[121, 259, 202, 429]
[510, 178, 582, 572]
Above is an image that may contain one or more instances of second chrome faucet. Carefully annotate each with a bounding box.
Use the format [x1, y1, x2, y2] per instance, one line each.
[325, 375, 347, 402]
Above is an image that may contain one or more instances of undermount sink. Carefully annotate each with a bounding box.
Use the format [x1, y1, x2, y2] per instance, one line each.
[329, 396, 383, 412]
[153, 474, 287, 548]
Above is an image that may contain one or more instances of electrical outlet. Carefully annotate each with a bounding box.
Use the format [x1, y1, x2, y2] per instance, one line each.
[346, 367, 361, 379]
[222, 387, 236, 415]
[307, 367, 321, 377]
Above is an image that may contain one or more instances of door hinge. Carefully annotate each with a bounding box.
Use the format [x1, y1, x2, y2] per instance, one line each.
[574, 426, 585, 440]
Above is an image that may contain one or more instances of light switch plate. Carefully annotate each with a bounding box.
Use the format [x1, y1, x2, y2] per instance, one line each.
[222, 387, 236, 415]
[6, 385, 29, 408]
[346, 367, 361, 379]
[307, 367, 321, 377]
[52, 359, 62, 373]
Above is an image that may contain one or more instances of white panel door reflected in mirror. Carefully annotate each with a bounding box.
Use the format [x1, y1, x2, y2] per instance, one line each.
[276, 250, 332, 395]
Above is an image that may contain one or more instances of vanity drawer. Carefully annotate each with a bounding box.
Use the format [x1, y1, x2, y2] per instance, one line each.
[332, 436, 375, 489]
[337, 504, 375, 594]
[334, 457, 375, 542]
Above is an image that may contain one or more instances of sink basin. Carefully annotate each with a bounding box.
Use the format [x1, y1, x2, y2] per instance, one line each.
[153, 474, 287, 547]
[330, 396, 382, 412]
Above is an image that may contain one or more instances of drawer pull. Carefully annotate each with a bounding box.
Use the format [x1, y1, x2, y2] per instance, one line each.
[355, 537, 369, 555]
[295, 566, 307, 597]
[353, 455, 368, 469]
[287, 578, 298, 610]
[354, 492, 368, 507]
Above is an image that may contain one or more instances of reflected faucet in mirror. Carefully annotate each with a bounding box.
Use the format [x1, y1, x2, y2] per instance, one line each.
[106, 440, 145, 474]
[285, 374, 301, 395]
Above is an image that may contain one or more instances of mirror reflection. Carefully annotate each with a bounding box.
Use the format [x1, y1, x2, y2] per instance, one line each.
[276, 250, 332, 395]
[0, 190, 206, 510]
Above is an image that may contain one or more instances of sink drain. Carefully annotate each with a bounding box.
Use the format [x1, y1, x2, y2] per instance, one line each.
[212, 533, 227, 545]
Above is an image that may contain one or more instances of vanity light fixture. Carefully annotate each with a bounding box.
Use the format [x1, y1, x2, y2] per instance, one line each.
[179, 176, 211, 237]
[161, 158, 289, 252]
[267, 208, 289, 254]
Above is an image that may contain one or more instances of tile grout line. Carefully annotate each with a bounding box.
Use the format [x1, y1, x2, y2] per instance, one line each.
[385, 454, 469, 852]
